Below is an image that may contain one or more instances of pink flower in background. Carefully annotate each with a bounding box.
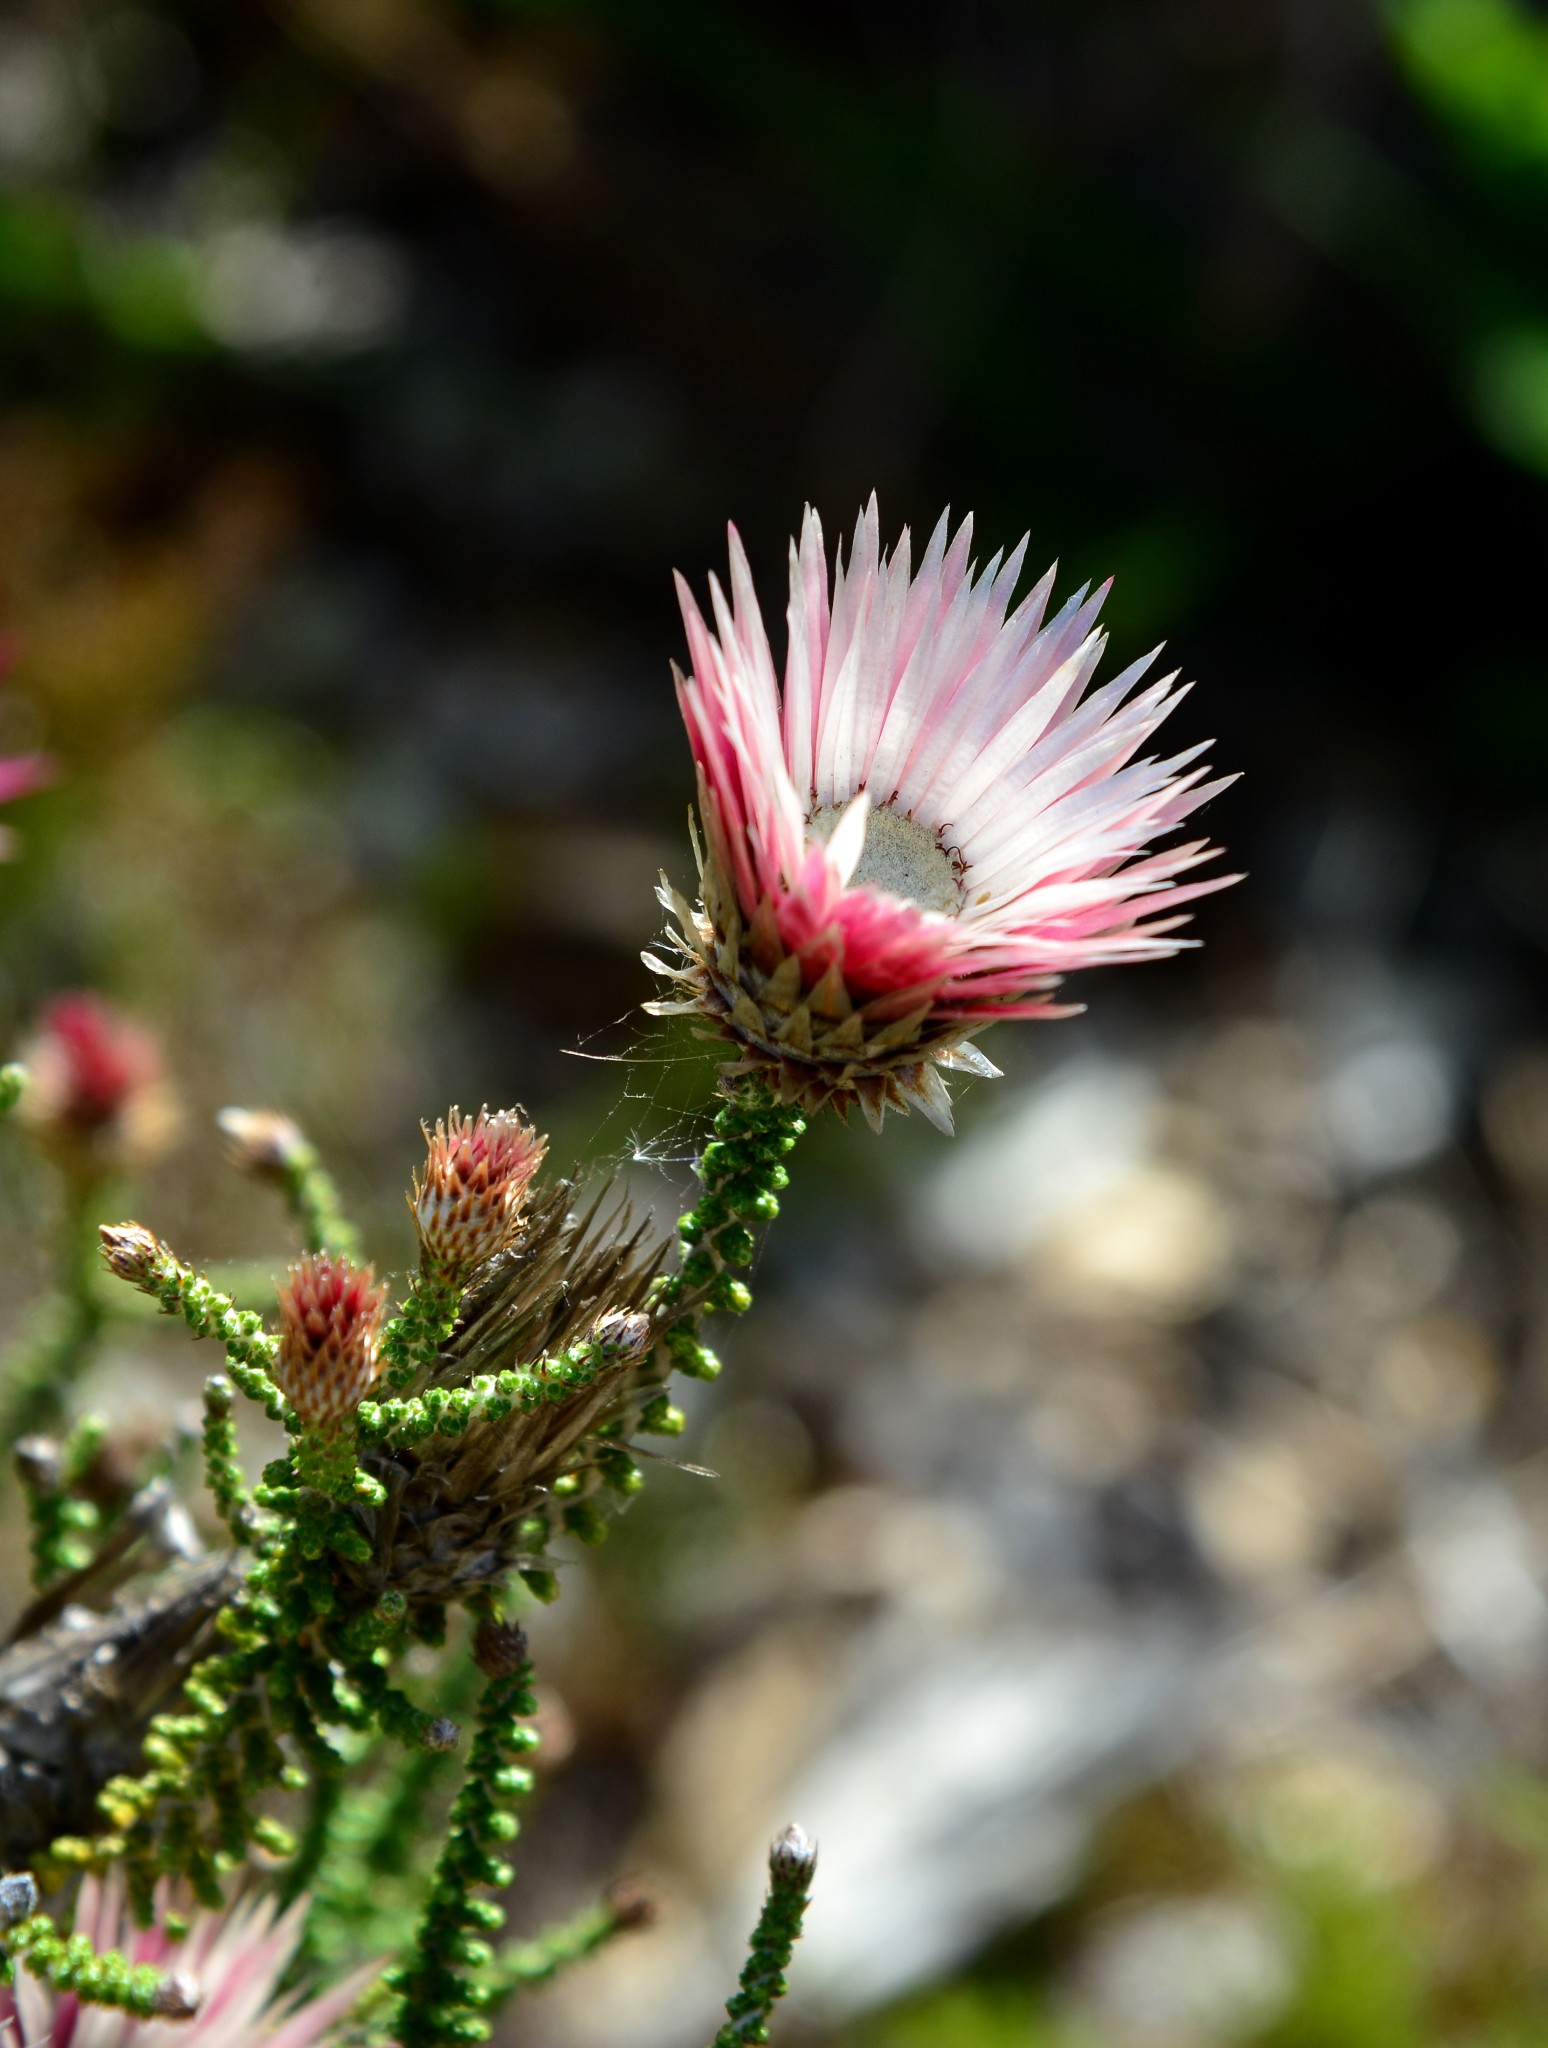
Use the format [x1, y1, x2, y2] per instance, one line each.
[20, 994, 177, 1172]
[651, 498, 1237, 1129]
[0, 1874, 374, 2048]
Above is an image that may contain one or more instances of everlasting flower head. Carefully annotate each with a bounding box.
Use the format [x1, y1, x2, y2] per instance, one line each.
[650, 497, 1237, 1130]
[274, 1252, 389, 1425]
[412, 1105, 547, 1280]
[0, 1872, 372, 2048]
[20, 994, 176, 1170]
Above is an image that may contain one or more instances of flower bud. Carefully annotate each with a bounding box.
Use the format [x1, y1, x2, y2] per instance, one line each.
[412, 1108, 547, 1280]
[768, 1823, 817, 1886]
[273, 1254, 389, 1426]
[216, 1107, 308, 1180]
[14, 1436, 61, 1493]
[150, 1972, 203, 2020]
[19, 993, 176, 1172]
[591, 1310, 651, 1365]
[472, 1617, 529, 1679]
[99, 1221, 167, 1290]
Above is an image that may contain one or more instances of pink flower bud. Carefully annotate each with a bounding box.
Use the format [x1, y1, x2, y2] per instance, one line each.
[412, 1107, 547, 1279]
[273, 1254, 389, 1426]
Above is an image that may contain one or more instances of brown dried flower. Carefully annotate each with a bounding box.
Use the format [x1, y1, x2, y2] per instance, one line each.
[472, 1617, 529, 1679]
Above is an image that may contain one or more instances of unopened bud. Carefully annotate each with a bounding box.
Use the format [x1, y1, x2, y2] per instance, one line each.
[412, 1107, 547, 1280]
[99, 1221, 167, 1290]
[592, 1310, 651, 1365]
[768, 1824, 817, 1886]
[0, 1872, 37, 1929]
[217, 1107, 308, 1179]
[473, 1617, 529, 1679]
[150, 1973, 202, 2021]
[273, 1254, 389, 1426]
[422, 1716, 461, 1753]
[605, 1879, 657, 1933]
[14, 1436, 61, 1493]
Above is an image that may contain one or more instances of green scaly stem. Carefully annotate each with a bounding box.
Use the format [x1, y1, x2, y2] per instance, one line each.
[391, 1651, 540, 2048]
[710, 1831, 818, 2048]
[648, 1086, 805, 1386]
[200, 1375, 258, 1543]
[379, 1272, 463, 1392]
[2, 1910, 198, 2019]
[357, 1339, 611, 1449]
[105, 1234, 287, 1419]
[485, 1894, 644, 2003]
[19, 1414, 107, 1586]
[275, 1139, 360, 1259]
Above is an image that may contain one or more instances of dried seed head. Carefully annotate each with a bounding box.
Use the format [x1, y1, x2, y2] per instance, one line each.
[150, 1972, 203, 2020]
[273, 1254, 389, 1426]
[473, 1616, 530, 1679]
[412, 1107, 547, 1280]
[591, 1309, 652, 1364]
[217, 1106, 308, 1180]
[99, 1221, 167, 1290]
[768, 1824, 817, 1885]
[19, 993, 177, 1169]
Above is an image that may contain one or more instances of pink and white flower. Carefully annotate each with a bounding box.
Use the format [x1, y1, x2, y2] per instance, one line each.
[0, 1874, 374, 2048]
[650, 498, 1236, 1129]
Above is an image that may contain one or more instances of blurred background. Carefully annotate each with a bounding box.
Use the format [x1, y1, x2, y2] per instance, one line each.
[5, 0, 1548, 2041]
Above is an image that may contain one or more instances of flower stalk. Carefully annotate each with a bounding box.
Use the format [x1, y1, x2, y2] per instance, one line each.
[710, 1827, 818, 2048]
[390, 1619, 540, 2048]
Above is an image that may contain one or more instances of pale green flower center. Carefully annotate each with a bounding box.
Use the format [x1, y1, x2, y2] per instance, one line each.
[808, 801, 962, 918]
